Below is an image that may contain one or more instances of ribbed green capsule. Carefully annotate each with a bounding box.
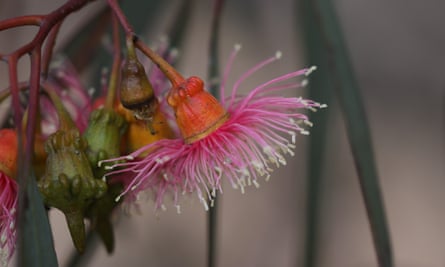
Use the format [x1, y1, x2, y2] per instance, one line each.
[83, 108, 127, 177]
[83, 107, 127, 253]
[38, 127, 107, 253]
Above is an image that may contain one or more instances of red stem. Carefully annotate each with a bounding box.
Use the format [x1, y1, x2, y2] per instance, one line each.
[0, 15, 43, 31]
[42, 22, 63, 78]
[135, 39, 184, 87]
[13, 0, 93, 58]
[8, 56, 22, 132]
[0, 82, 29, 103]
[107, 0, 185, 87]
[105, 14, 121, 109]
[106, 0, 134, 34]
[1, 0, 96, 124]
[24, 49, 41, 169]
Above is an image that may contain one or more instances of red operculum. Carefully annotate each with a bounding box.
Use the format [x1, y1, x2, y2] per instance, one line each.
[167, 76, 228, 144]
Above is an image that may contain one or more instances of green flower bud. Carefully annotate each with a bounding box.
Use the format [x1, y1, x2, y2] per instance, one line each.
[83, 108, 127, 178]
[38, 128, 107, 253]
[82, 108, 127, 253]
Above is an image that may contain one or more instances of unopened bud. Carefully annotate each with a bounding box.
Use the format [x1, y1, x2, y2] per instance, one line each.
[83, 108, 127, 177]
[0, 129, 18, 178]
[167, 76, 228, 144]
[120, 54, 159, 127]
[38, 128, 107, 252]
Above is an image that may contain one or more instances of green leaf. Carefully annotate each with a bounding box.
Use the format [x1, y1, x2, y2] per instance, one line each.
[300, 1, 333, 266]
[19, 173, 58, 267]
[307, 0, 393, 266]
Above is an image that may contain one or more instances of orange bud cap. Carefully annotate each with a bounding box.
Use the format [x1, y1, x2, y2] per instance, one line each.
[0, 129, 18, 178]
[167, 76, 228, 144]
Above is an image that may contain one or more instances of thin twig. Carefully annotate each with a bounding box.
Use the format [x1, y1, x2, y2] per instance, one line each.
[134, 39, 184, 87]
[0, 82, 29, 105]
[42, 22, 63, 78]
[106, 0, 135, 34]
[2, 0, 94, 60]
[107, 0, 185, 87]
[7, 56, 22, 133]
[105, 14, 121, 109]
[0, 15, 43, 31]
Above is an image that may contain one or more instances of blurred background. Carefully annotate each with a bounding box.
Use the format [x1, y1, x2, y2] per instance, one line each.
[0, 0, 444, 266]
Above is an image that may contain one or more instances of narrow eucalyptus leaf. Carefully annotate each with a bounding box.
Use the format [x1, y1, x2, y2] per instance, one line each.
[21, 174, 58, 267]
[309, 0, 393, 266]
[301, 2, 333, 266]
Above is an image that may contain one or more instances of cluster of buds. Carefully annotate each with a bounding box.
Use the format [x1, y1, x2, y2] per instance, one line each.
[0, 38, 177, 258]
[0, 1, 328, 266]
[0, 33, 325, 262]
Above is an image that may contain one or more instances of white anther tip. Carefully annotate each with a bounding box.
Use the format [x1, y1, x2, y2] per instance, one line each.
[275, 51, 282, 59]
[304, 120, 314, 127]
[234, 43, 242, 51]
[305, 65, 317, 76]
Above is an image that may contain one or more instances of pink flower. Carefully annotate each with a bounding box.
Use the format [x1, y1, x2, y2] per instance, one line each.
[101, 45, 326, 211]
[0, 172, 17, 266]
[0, 129, 18, 266]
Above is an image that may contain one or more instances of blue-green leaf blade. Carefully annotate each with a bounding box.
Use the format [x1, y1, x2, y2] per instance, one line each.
[308, 0, 393, 266]
[300, 1, 333, 266]
[19, 173, 58, 267]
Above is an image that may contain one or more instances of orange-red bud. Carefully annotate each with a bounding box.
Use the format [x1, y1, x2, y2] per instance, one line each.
[0, 129, 18, 178]
[167, 76, 228, 144]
